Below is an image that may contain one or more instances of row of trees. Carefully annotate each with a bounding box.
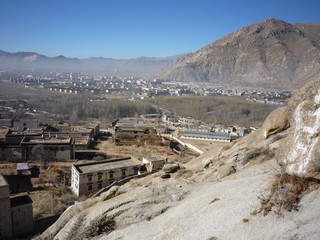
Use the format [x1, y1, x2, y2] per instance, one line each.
[0, 83, 157, 122]
[0, 83, 277, 126]
[148, 95, 277, 127]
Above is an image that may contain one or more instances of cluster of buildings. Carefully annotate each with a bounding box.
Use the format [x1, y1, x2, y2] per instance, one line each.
[0, 117, 100, 162]
[7, 74, 292, 104]
[113, 118, 161, 145]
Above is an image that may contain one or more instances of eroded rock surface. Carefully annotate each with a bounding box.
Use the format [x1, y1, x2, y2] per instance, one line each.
[278, 74, 320, 177]
[35, 177, 193, 240]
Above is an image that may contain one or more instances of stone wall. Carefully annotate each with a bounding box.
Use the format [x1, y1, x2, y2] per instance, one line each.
[0, 176, 12, 239]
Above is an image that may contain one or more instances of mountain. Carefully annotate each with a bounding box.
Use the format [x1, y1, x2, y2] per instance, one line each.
[35, 74, 320, 240]
[0, 50, 182, 76]
[156, 19, 320, 88]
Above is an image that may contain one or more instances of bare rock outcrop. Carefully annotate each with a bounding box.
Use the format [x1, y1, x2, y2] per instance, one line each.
[189, 106, 290, 181]
[262, 106, 289, 138]
[35, 177, 193, 240]
[162, 163, 180, 173]
[278, 74, 320, 178]
[190, 75, 320, 180]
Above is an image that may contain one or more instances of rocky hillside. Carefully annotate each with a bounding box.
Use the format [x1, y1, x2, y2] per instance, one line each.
[35, 74, 320, 240]
[157, 19, 320, 89]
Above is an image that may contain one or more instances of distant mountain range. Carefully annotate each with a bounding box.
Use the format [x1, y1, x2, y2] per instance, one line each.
[156, 19, 320, 88]
[0, 50, 183, 77]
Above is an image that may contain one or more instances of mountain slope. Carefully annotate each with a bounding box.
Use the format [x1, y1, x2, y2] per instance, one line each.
[157, 19, 320, 88]
[36, 74, 320, 240]
[0, 50, 181, 76]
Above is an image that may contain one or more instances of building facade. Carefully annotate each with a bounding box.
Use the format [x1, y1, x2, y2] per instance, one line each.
[71, 157, 142, 197]
[113, 119, 159, 144]
[0, 174, 33, 239]
[10, 195, 34, 237]
[0, 175, 12, 239]
[142, 157, 165, 172]
[21, 136, 75, 160]
[181, 130, 232, 142]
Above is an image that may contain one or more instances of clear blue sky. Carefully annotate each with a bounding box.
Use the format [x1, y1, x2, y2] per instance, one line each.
[1, 0, 319, 59]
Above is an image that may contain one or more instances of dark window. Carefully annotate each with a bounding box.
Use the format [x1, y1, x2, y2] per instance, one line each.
[88, 185, 92, 190]
[122, 169, 126, 176]
[60, 147, 65, 151]
[88, 176, 92, 182]
[109, 173, 114, 179]
[98, 183, 102, 189]
[98, 174, 102, 180]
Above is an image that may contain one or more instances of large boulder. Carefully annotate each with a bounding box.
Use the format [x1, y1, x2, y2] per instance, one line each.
[262, 106, 289, 138]
[162, 163, 180, 173]
[278, 74, 320, 178]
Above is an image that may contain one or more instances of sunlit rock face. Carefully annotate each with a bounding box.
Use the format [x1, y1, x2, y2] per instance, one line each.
[263, 106, 289, 139]
[157, 19, 320, 89]
[278, 74, 320, 177]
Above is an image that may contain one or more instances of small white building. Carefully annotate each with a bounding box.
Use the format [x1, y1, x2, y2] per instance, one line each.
[142, 157, 165, 172]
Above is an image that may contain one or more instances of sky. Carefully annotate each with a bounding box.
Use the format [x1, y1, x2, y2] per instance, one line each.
[1, 0, 320, 59]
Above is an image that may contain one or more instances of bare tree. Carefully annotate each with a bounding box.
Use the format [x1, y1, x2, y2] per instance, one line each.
[31, 145, 54, 169]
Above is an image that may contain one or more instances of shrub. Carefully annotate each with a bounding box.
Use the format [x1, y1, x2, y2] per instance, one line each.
[255, 173, 318, 216]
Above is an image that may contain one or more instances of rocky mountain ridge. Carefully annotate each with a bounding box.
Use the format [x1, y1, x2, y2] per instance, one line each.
[157, 19, 320, 88]
[0, 50, 182, 76]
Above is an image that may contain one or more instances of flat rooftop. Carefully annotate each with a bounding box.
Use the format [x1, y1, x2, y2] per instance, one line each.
[117, 119, 145, 127]
[71, 126, 92, 133]
[74, 157, 141, 174]
[22, 136, 72, 145]
[7, 130, 43, 136]
[182, 131, 231, 140]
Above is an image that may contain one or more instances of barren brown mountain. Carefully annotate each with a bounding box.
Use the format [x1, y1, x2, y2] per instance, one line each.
[157, 19, 320, 88]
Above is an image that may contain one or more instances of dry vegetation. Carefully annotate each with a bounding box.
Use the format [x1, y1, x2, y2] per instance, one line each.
[253, 173, 319, 216]
[1, 83, 276, 127]
[148, 95, 277, 127]
[0, 82, 157, 121]
[0, 162, 83, 219]
[96, 137, 198, 164]
[1, 135, 199, 220]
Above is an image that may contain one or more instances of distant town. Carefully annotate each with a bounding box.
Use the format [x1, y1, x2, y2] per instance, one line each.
[3, 71, 292, 105]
